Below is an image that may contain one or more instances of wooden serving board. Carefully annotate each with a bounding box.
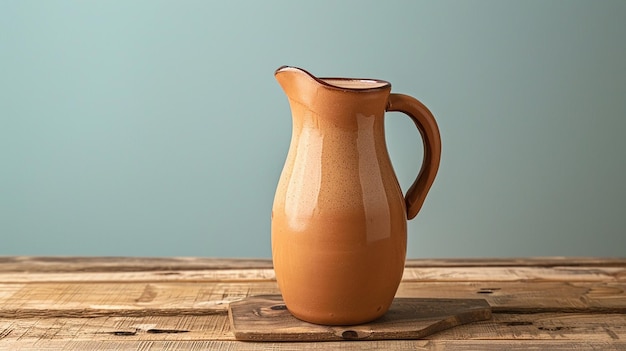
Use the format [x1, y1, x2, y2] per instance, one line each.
[229, 295, 491, 341]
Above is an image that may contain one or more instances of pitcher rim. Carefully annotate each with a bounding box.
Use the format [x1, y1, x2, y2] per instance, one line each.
[275, 65, 391, 92]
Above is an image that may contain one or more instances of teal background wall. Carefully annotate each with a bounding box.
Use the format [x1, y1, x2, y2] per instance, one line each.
[2, 1, 625, 258]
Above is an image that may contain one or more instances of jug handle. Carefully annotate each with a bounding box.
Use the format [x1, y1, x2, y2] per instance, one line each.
[386, 94, 442, 220]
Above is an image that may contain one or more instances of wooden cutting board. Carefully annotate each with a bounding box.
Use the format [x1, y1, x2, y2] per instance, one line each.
[229, 295, 491, 341]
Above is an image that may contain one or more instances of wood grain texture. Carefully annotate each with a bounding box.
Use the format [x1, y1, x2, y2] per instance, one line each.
[2, 256, 625, 273]
[228, 295, 491, 341]
[0, 280, 623, 318]
[1, 340, 625, 351]
[1, 313, 625, 343]
[0, 257, 624, 350]
[0, 265, 623, 283]
[0, 313, 626, 345]
[0, 257, 274, 273]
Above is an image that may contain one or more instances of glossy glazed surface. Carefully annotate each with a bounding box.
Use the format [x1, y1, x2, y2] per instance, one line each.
[272, 66, 440, 325]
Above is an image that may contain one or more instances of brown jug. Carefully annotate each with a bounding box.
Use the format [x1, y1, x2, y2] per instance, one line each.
[271, 66, 441, 325]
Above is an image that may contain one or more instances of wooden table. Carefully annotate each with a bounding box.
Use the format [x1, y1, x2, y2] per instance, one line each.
[0, 257, 625, 350]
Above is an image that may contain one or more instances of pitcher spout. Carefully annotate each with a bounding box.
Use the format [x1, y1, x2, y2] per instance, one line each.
[274, 66, 323, 105]
[274, 66, 392, 120]
[275, 65, 316, 83]
[275, 66, 391, 95]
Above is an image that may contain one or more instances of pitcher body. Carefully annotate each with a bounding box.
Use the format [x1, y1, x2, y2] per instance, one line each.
[272, 66, 441, 325]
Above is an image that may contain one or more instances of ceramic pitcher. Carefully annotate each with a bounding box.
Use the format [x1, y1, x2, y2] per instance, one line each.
[271, 66, 441, 325]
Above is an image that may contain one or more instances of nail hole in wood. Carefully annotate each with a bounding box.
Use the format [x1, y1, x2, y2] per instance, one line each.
[342, 330, 359, 339]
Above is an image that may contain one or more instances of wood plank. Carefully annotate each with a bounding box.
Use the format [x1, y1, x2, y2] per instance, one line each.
[429, 312, 626, 342]
[1, 256, 625, 273]
[1, 339, 625, 351]
[0, 313, 624, 343]
[0, 315, 232, 343]
[0, 281, 624, 318]
[0, 282, 280, 318]
[1, 257, 624, 350]
[0, 265, 623, 283]
[403, 265, 626, 282]
[0, 269, 278, 283]
[404, 257, 626, 268]
[228, 295, 491, 341]
[397, 281, 626, 313]
[0, 257, 274, 273]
